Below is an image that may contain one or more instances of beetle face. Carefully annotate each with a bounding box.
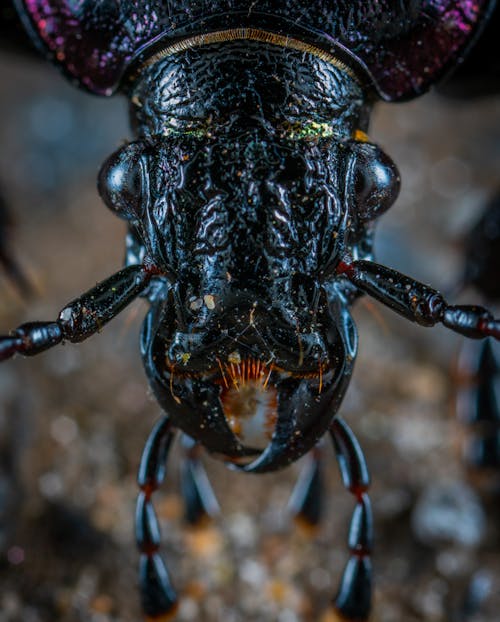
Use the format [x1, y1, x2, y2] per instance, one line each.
[147, 128, 349, 335]
[141, 283, 357, 473]
[96, 43, 399, 471]
[98, 129, 367, 471]
[98, 122, 399, 471]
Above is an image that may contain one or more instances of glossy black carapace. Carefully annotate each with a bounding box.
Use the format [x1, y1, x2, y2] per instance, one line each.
[1, 2, 499, 620]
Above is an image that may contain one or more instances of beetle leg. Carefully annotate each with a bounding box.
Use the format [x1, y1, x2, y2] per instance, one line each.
[136, 417, 178, 621]
[327, 417, 373, 622]
[180, 434, 219, 526]
[457, 339, 500, 474]
[0, 264, 151, 360]
[288, 445, 323, 533]
[337, 259, 500, 340]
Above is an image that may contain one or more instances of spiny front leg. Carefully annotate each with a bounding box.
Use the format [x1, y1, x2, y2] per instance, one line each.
[136, 417, 178, 621]
[337, 259, 500, 340]
[327, 417, 373, 622]
[0, 265, 151, 360]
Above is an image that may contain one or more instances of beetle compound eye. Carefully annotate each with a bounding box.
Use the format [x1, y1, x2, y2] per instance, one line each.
[98, 142, 148, 221]
[348, 143, 400, 221]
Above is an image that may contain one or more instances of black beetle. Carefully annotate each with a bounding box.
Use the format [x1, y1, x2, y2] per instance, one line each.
[1, 2, 499, 620]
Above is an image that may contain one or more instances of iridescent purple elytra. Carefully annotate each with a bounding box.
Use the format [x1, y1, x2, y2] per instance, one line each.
[16, 0, 495, 99]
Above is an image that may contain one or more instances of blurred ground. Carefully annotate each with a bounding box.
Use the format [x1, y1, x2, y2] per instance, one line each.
[0, 48, 499, 622]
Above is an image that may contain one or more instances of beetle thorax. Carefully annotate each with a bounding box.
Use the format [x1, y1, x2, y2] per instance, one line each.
[126, 40, 370, 297]
[129, 40, 367, 138]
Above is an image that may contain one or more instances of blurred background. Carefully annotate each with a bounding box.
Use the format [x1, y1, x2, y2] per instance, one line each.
[0, 34, 499, 622]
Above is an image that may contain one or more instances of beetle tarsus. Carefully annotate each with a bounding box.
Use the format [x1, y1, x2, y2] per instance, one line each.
[181, 435, 220, 526]
[139, 553, 179, 621]
[330, 417, 372, 621]
[136, 417, 178, 619]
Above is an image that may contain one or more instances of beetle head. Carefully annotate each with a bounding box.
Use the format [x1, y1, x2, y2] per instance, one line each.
[98, 128, 398, 471]
[141, 283, 358, 473]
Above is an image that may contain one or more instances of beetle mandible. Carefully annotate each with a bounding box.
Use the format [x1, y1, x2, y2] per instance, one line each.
[1, 2, 499, 621]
